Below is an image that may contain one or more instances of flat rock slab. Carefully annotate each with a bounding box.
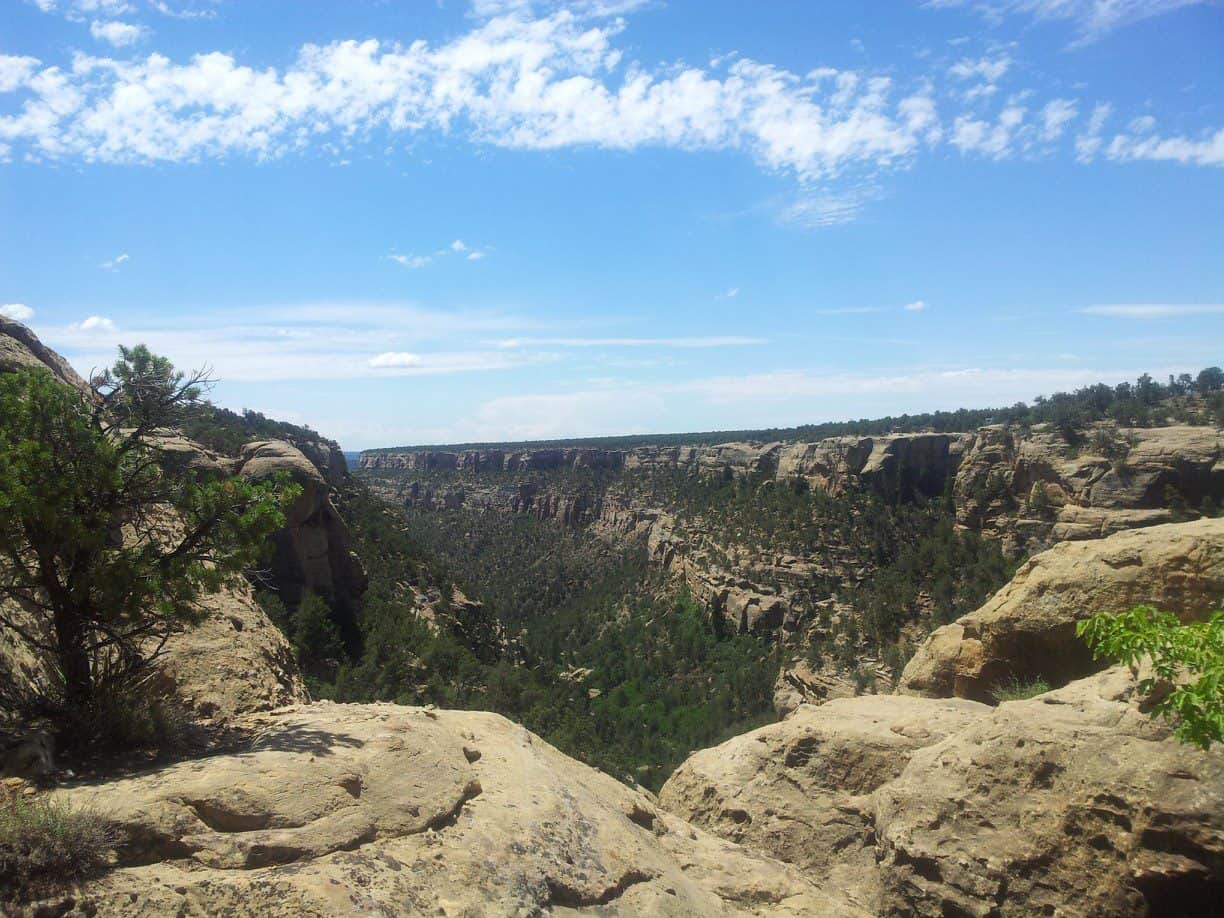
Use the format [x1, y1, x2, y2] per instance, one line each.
[45, 703, 858, 916]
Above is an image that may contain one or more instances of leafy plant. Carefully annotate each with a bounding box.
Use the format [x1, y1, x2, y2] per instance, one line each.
[1077, 605, 1223, 750]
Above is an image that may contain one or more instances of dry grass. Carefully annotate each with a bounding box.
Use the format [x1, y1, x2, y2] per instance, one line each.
[0, 795, 116, 900]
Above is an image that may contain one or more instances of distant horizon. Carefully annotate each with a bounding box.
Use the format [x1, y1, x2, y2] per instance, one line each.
[4, 1, 1222, 450]
[346, 362, 1218, 453]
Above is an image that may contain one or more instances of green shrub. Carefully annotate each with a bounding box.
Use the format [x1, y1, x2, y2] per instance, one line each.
[991, 676, 1051, 703]
[79, 683, 191, 755]
[1078, 605, 1223, 750]
[0, 796, 115, 900]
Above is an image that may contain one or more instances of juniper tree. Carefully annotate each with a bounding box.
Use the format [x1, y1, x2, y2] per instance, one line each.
[0, 346, 298, 726]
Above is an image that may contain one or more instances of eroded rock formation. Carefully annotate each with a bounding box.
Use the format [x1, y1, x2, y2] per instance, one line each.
[899, 517, 1224, 702]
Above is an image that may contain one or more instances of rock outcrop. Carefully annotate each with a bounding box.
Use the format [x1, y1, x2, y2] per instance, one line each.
[875, 666, 1224, 916]
[956, 423, 1222, 554]
[47, 703, 854, 917]
[658, 667, 1223, 917]
[899, 517, 1224, 702]
[658, 695, 989, 897]
[0, 317, 89, 393]
[155, 583, 306, 720]
[236, 440, 367, 613]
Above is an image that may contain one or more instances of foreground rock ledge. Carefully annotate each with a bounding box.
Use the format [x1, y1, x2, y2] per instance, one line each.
[658, 668, 1223, 917]
[38, 703, 856, 917]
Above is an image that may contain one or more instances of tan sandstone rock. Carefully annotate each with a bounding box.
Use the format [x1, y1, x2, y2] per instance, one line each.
[237, 440, 367, 610]
[43, 703, 858, 917]
[156, 583, 307, 720]
[874, 666, 1224, 916]
[899, 517, 1224, 702]
[0, 317, 89, 392]
[657, 693, 989, 907]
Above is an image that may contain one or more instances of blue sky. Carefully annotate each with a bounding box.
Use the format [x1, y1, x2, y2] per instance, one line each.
[1, 0, 1221, 449]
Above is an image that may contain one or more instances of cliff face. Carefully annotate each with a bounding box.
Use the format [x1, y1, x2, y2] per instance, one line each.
[359, 423, 1222, 650]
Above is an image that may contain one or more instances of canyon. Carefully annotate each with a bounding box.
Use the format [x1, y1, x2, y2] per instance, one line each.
[1, 319, 1221, 916]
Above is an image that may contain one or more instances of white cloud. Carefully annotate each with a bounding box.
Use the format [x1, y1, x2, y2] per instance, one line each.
[75, 315, 118, 333]
[925, 0, 1209, 40]
[1074, 101, 1111, 161]
[1105, 126, 1224, 166]
[950, 104, 1026, 157]
[89, 20, 148, 47]
[494, 335, 767, 348]
[389, 253, 432, 269]
[904, 299, 927, 311]
[948, 54, 1011, 82]
[367, 350, 527, 374]
[467, 251, 487, 260]
[36, 302, 537, 383]
[465, 387, 667, 441]
[725, 287, 739, 298]
[369, 352, 422, 367]
[779, 189, 879, 228]
[450, 239, 468, 252]
[0, 303, 35, 321]
[1081, 303, 1224, 317]
[1039, 98, 1077, 140]
[99, 252, 130, 270]
[0, 55, 40, 92]
[0, 13, 972, 181]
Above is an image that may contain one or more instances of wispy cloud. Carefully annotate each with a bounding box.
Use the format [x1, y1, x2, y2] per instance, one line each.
[388, 253, 432, 269]
[925, 0, 1210, 42]
[0, 303, 34, 321]
[1081, 303, 1224, 317]
[99, 252, 129, 271]
[493, 336, 767, 348]
[904, 300, 928, 311]
[35, 302, 534, 382]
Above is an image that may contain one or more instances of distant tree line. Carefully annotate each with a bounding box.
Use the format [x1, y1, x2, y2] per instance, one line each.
[365, 367, 1224, 454]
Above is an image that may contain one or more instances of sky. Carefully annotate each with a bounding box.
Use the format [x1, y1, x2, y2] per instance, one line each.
[1, 0, 1222, 450]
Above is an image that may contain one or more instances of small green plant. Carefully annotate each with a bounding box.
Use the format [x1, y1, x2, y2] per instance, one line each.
[1077, 605, 1223, 750]
[0, 796, 115, 900]
[991, 676, 1051, 702]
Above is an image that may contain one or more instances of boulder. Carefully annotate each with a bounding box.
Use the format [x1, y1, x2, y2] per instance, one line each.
[874, 666, 1224, 916]
[47, 703, 857, 916]
[658, 667, 1222, 917]
[658, 694, 989, 895]
[899, 517, 1224, 702]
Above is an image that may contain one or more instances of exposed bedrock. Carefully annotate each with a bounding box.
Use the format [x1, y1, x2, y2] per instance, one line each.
[659, 667, 1223, 917]
[898, 517, 1224, 702]
[44, 703, 856, 916]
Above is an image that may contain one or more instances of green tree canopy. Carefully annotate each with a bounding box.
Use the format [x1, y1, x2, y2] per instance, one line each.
[0, 349, 299, 735]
